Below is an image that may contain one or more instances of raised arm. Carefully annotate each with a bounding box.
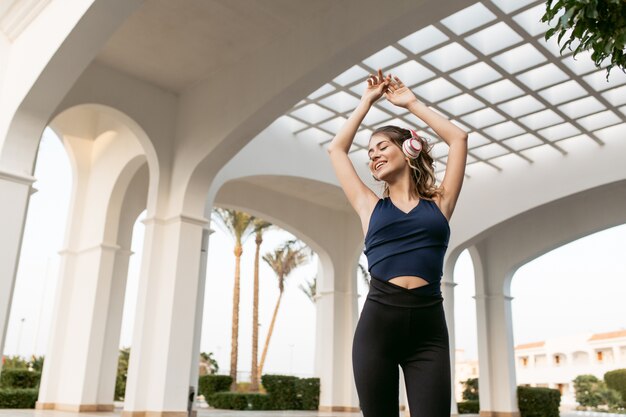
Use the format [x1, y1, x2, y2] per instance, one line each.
[385, 75, 468, 220]
[327, 70, 389, 233]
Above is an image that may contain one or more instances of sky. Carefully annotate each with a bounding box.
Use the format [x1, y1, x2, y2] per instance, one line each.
[3, 127, 625, 380]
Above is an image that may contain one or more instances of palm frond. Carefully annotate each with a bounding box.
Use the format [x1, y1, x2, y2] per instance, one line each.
[212, 207, 256, 245]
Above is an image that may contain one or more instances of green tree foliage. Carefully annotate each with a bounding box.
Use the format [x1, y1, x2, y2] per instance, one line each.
[573, 374, 623, 409]
[115, 347, 130, 401]
[200, 351, 219, 375]
[462, 377, 479, 401]
[2, 356, 28, 369]
[27, 356, 44, 372]
[542, 0, 626, 79]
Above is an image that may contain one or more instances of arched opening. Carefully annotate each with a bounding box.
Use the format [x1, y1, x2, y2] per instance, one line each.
[201, 216, 319, 384]
[453, 249, 480, 404]
[2, 128, 71, 361]
[511, 224, 626, 409]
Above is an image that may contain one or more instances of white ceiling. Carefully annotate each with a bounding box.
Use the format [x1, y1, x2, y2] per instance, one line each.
[282, 0, 626, 179]
[95, 0, 334, 92]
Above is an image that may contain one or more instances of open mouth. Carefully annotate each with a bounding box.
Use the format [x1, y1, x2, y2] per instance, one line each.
[375, 161, 386, 170]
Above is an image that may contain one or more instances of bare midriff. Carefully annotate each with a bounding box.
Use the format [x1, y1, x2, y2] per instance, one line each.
[388, 275, 429, 290]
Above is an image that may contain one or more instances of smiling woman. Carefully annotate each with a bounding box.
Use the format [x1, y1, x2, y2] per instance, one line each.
[326, 68, 467, 417]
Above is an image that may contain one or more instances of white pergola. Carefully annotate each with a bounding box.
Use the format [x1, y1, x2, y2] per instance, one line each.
[1, 1, 625, 416]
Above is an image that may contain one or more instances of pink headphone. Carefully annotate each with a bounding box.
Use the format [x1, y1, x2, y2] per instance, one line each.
[402, 129, 422, 159]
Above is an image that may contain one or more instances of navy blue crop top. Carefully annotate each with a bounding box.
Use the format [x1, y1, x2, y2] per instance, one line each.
[363, 197, 450, 296]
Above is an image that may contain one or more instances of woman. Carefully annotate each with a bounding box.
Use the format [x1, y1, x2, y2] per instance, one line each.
[327, 68, 468, 417]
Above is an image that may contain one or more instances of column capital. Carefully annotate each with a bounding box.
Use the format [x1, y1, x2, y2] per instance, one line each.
[473, 293, 514, 301]
[142, 214, 209, 227]
[58, 242, 122, 256]
[0, 168, 36, 186]
[441, 280, 458, 288]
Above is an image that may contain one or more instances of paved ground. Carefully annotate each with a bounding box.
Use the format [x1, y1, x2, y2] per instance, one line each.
[0, 410, 622, 417]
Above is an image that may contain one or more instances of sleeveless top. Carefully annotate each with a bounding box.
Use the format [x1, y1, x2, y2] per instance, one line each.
[363, 197, 450, 297]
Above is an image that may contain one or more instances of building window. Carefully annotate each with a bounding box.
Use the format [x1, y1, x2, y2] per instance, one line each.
[521, 357, 528, 367]
[597, 351, 603, 362]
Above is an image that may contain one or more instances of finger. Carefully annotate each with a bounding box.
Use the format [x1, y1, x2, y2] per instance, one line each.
[394, 76, 405, 87]
[378, 68, 384, 84]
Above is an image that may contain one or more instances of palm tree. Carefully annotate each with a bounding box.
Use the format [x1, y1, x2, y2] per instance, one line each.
[250, 218, 272, 391]
[258, 240, 308, 379]
[299, 276, 317, 303]
[299, 261, 368, 304]
[357, 262, 371, 286]
[212, 208, 255, 390]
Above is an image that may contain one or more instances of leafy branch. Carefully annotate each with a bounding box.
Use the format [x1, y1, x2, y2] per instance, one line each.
[542, 0, 626, 79]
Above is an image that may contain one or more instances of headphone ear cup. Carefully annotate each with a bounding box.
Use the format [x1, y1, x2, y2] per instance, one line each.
[402, 138, 422, 158]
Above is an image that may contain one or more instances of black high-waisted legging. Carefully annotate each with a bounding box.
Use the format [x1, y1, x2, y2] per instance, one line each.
[352, 277, 451, 417]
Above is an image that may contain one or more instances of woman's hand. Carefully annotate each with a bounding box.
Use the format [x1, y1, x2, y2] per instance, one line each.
[361, 69, 390, 106]
[385, 75, 419, 108]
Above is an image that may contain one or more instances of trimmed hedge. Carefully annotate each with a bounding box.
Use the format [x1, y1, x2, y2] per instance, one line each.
[605, 369, 626, 406]
[0, 369, 41, 389]
[295, 377, 320, 410]
[457, 400, 479, 414]
[207, 392, 271, 410]
[0, 388, 38, 408]
[198, 374, 232, 399]
[517, 386, 560, 417]
[261, 375, 299, 409]
[206, 374, 320, 410]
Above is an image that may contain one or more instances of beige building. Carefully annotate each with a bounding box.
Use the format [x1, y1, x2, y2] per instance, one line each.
[515, 329, 626, 406]
[455, 349, 479, 403]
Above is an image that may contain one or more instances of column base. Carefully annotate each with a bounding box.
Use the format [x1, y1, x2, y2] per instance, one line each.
[35, 402, 114, 411]
[318, 405, 361, 412]
[480, 411, 521, 417]
[121, 412, 192, 417]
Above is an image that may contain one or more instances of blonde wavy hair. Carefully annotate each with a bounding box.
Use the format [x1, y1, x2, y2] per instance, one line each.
[371, 125, 443, 200]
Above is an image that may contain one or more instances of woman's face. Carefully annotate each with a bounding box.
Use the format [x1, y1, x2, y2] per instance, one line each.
[368, 134, 407, 181]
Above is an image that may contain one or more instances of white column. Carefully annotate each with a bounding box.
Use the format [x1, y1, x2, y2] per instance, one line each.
[122, 214, 206, 417]
[442, 278, 460, 417]
[189, 227, 213, 415]
[97, 246, 134, 406]
[37, 242, 129, 411]
[475, 291, 519, 417]
[315, 254, 360, 412]
[0, 169, 35, 375]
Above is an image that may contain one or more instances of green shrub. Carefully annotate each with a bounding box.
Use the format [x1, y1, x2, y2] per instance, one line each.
[295, 377, 320, 410]
[457, 400, 479, 414]
[248, 393, 272, 410]
[605, 369, 626, 406]
[115, 348, 130, 401]
[198, 374, 232, 399]
[462, 378, 479, 401]
[261, 374, 299, 409]
[0, 369, 41, 389]
[207, 392, 249, 410]
[207, 374, 320, 410]
[574, 374, 602, 407]
[0, 388, 38, 408]
[517, 386, 560, 417]
[207, 392, 271, 410]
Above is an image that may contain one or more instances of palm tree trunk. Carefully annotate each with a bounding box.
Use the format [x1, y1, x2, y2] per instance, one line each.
[230, 244, 243, 391]
[250, 235, 262, 391]
[258, 290, 283, 380]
